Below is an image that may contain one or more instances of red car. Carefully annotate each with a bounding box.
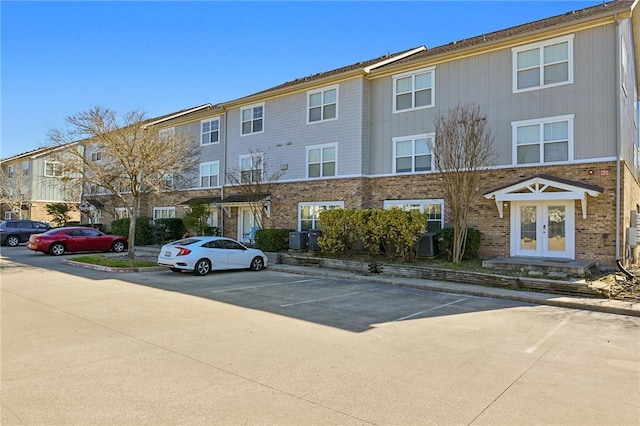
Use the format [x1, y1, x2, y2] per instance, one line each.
[28, 226, 128, 256]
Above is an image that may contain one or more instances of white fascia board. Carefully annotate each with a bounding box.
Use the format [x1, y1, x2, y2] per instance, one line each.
[364, 46, 427, 73]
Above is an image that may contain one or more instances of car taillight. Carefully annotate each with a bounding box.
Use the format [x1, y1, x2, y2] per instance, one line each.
[176, 247, 191, 256]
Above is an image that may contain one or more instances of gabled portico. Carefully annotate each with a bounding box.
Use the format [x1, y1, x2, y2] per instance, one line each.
[484, 175, 603, 260]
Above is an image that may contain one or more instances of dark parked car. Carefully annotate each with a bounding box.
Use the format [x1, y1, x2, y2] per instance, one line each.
[0, 219, 52, 247]
[27, 226, 128, 256]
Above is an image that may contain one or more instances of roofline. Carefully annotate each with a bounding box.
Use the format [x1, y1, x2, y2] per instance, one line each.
[142, 103, 218, 127]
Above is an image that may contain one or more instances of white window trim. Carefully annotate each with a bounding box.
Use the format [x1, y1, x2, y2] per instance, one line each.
[392, 133, 435, 174]
[512, 34, 574, 93]
[240, 102, 265, 136]
[298, 201, 344, 231]
[392, 66, 435, 113]
[115, 207, 130, 219]
[511, 114, 575, 166]
[239, 153, 264, 184]
[306, 84, 339, 124]
[306, 143, 338, 179]
[199, 161, 221, 188]
[44, 161, 62, 178]
[201, 117, 221, 145]
[383, 199, 445, 228]
[153, 206, 176, 221]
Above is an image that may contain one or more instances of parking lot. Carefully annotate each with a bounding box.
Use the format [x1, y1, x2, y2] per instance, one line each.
[2, 245, 640, 425]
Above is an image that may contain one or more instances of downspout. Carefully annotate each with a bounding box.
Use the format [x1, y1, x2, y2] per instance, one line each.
[614, 14, 635, 279]
[615, 14, 622, 267]
[220, 110, 227, 236]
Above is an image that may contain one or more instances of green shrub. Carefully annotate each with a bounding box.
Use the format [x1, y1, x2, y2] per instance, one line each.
[317, 208, 427, 262]
[317, 209, 361, 254]
[436, 227, 481, 260]
[154, 218, 185, 243]
[255, 228, 293, 252]
[110, 217, 155, 245]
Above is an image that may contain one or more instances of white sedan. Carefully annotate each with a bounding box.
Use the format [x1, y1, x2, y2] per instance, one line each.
[157, 236, 268, 276]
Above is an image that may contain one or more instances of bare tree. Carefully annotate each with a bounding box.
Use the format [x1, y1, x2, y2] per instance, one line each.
[433, 103, 496, 263]
[0, 164, 30, 219]
[226, 150, 285, 229]
[47, 106, 201, 258]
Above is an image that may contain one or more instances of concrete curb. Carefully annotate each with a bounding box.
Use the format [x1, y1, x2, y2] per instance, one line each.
[61, 259, 165, 273]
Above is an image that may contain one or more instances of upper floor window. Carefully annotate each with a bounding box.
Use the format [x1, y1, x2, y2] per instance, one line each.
[512, 35, 573, 92]
[44, 161, 63, 177]
[240, 154, 263, 184]
[383, 199, 444, 231]
[200, 161, 220, 188]
[393, 67, 434, 113]
[298, 201, 344, 231]
[307, 143, 336, 178]
[308, 86, 338, 123]
[159, 127, 175, 140]
[241, 103, 264, 135]
[7, 165, 14, 178]
[22, 162, 29, 176]
[393, 134, 434, 173]
[201, 118, 220, 145]
[512, 115, 574, 165]
[91, 152, 102, 162]
[153, 207, 175, 221]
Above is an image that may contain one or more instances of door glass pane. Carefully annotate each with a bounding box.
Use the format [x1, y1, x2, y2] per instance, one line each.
[520, 206, 537, 250]
[547, 206, 566, 251]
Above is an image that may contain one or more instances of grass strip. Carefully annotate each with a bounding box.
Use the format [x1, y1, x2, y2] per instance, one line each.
[70, 255, 157, 268]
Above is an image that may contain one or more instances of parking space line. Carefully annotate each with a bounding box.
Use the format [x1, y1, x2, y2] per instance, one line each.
[280, 288, 381, 307]
[526, 317, 570, 353]
[392, 298, 468, 322]
[210, 279, 320, 293]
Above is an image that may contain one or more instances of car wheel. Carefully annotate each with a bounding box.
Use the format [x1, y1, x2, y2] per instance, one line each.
[5, 235, 20, 247]
[193, 259, 211, 276]
[49, 242, 65, 256]
[170, 268, 182, 273]
[250, 256, 264, 271]
[111, 241, 126, 253]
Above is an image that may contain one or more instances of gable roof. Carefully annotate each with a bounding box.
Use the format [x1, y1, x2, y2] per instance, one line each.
[483, 174, 604, 219]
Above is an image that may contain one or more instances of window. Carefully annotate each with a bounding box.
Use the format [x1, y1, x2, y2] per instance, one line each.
[7, 165, 14, 179]
[512, 115, 574, 165]
[240, 154, 263, 184]
[4, 212, 12, 220]
[512, 35, 573, 92]
[22, 162, 29, 176]
[163, 174, 174, 189]
[201, 118, 220, 145]
[115, 208, 129, 219]
[159, 127, 175, 140]
[298, 201, 344, 231]
[200, 161, 220, 188]
[91, 152, 102, 162]
[393, 67, 435, 113]
[307, 144, 337, 178]
[153, 207, 175, 220]
[393, 134, 433, 173]
[308, 86, 338, 123]
[44, 161, 63, 177]
[241, 103, 264, 135]
[383, 199, 444, 232]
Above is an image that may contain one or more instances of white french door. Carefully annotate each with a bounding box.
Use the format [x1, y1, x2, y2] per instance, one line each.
[512, 201, 575, 259]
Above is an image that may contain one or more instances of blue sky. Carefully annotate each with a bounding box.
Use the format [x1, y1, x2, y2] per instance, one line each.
[1, 0, 604, 159]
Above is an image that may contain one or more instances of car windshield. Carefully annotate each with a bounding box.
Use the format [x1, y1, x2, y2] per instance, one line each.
[169, 238, 202, 246]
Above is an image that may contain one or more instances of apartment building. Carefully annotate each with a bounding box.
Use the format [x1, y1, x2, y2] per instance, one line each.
[0, 146, 81, 223]
[10, 0, 637, 267]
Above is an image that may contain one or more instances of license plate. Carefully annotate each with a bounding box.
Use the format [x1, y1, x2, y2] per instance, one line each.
[165, 251, 172, 257]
